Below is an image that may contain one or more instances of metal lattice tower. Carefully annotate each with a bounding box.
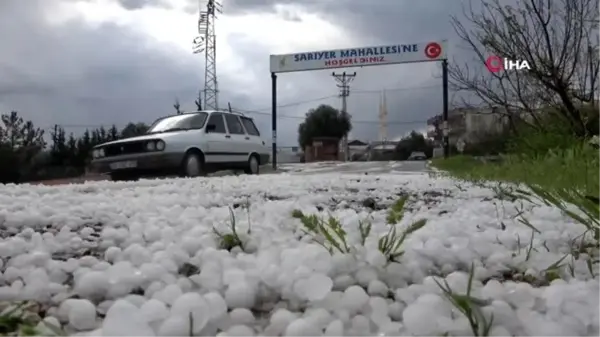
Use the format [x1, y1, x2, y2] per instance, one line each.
[192, 0, 222, 110]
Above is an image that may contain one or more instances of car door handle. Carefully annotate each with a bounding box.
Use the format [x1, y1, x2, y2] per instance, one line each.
[245, 137, 250, 140]
[225, 135, 231, 138]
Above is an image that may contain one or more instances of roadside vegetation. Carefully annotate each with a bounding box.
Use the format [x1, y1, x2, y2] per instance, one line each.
[432, 124, 599, 196]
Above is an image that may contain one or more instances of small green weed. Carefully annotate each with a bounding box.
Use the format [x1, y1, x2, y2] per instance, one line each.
[0, 302, 64, 336]
[292, 195, 427, 261]
[387, 195, 408, 224]
[291, 210, 350, 254]
[378, 219, 427, 262]
[213, 206, 245, 251]
[435, 264, 494, 337]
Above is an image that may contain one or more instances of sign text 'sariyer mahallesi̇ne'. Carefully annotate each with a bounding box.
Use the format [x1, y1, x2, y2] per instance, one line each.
[293, 44, 419, 67]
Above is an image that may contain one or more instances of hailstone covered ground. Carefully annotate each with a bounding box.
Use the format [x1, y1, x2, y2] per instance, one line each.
[0, 166, 597, 336]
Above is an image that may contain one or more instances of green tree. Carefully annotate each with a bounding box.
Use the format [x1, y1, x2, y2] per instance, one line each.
[121, 122, 149, 138]
[298, 104, 352, 149]
[395, 131, 434, 160]
[50, 125, 68, 166]
[74, 130, 92, 168]
[0, 111, 45, 183]
[91, 129, 100, 145]
[98, 126, 107, 143]
[108, 125, 120, 141]
[67, 133, 78, 165]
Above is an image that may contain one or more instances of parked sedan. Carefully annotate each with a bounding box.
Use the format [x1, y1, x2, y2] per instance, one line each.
[407, 151, 427, 160]
[90, 110, 269, 181]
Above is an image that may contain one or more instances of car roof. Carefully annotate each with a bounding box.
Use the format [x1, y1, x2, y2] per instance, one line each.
[160, 110, 254, 120]
[191, 110, 253, 119]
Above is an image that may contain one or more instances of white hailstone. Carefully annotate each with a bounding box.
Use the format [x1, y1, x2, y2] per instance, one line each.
[124, 294, 146, 307]
[35, 316, 61, 335]
[304, 308, 333, 330]
[57, 299, 79, 323]
[350, 314, 371, 334]
[153, 284, 183, 306]
[333, 274, 356, 290]
[158, 316, 190, 336]
[225, 282, 256, 309]
[268, 309, 297, 335]
[74, 271, 110, 299]
[229, 308, 254, 326]
[388, 302, 404, 321]
[170, 292, 210, 334]
[303, 274, 333, 301]
[68, 299, 97, 331]
[324, 319, 344, 336]
[204, 292, 228, 321]
[225, 324, 255, 336]
[140, 299, 169, 325]
[355, 267, 378, 287]
[102, 300, 154, 336]
[284, 318, 321, 336]
[104, 247, 121, 263]
[367, 279, 388, 297]
[342, 285, 370, 313]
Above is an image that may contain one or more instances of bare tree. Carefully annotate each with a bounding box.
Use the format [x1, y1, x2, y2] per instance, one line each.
[449, 0, 599, 136]
[194, 91, 202, 111]
[173, 98, 182, 115]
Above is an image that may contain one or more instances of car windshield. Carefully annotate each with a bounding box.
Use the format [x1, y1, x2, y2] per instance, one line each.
[147, 113, 208, 134]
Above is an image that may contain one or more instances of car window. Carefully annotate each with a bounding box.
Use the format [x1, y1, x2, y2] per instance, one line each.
[207, 113, 226, 133]
[147, 112, 207, 133]
[188, 114, 207, 129]
[224, 114, 245, 135]
[240, 117, 260, 136]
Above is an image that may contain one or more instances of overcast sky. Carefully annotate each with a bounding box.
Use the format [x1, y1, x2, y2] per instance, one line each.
[0, 0, 471, 147]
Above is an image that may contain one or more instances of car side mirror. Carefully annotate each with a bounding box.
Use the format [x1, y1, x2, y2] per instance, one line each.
[206, 124, 216, 132]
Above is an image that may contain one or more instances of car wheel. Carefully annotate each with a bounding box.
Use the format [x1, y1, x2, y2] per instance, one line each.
[181, 152, 205, 177]
[244, 155, 260, 175]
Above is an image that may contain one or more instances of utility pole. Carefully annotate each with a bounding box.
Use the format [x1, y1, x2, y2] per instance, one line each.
[193, 0, 222, 110]
[332, 71, 356, 161]
[378, 90, 388, 143]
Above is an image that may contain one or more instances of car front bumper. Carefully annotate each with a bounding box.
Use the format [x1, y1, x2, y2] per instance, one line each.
[90, 152, 185, 174]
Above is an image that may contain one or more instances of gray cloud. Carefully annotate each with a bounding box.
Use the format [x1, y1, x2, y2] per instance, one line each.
[0, 0, 473, 149]
[115, 0, 172, 10]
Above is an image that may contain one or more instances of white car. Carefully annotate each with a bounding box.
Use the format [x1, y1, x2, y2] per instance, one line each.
[90, 111, 270, 181]
[408, 151, 427, 160]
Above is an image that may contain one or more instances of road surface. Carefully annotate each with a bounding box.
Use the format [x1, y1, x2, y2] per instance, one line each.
[277, 160, 429, 175]
[33, 161, 430, 185]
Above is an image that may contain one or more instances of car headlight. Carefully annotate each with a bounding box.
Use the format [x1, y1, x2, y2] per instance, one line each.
[156, 140, 165, 151]
[92, 150, 99, 158]
[99, 148, 105, 157]
[146, 141, 156, 151]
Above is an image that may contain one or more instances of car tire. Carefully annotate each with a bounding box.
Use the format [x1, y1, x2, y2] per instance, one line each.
[181, 152, 206, 177]
[244, 154, 260, 175]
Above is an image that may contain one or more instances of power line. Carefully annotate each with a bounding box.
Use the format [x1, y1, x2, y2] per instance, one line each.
[231, 107, 427, 125]
[235, 84, 441, 113]
[46, 86, 439, 130]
